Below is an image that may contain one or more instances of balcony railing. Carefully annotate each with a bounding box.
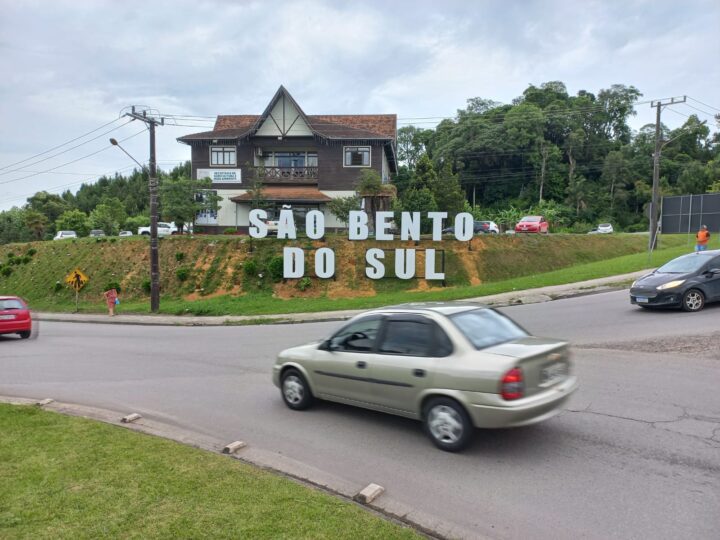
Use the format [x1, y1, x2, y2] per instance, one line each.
[251, 166, 318, 184]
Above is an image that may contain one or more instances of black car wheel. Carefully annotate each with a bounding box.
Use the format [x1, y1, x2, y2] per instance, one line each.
[19, 331, 31, 339]
[682, 289, 705, 312]
[280, 368, 314, 410]
[423, 397, 473, 452]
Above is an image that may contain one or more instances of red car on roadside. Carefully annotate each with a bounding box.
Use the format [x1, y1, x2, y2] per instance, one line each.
[0, 296, 33, 339]
[515, 215, 549, 234]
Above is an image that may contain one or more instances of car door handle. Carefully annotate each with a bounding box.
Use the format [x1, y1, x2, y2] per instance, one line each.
[356, 360, 367, 369]
[412, 369, 426, 378]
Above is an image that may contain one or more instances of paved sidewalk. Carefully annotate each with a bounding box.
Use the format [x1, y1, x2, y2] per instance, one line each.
[34, 270, 646, 327]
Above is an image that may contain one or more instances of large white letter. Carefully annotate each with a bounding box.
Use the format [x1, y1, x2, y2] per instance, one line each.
[425, 249, 445, 280]
[249, 209, 268, 238]
[375, 211, 394, 241]
[400, 212, 420, 241]
[428, 212, 447, 241]
[454, 212, 474, 241]
[305, 210, 325, 240]
[283, 247, 304, 278]
[365, 248, 385, 279]
[349, 211, 369, 240]
[315, 247, 335, 278]
[395, 249, 416, 280]
[277, 209, 297, 239]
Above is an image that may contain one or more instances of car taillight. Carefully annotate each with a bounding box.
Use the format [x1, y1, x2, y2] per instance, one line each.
[501, 367, 524, 400]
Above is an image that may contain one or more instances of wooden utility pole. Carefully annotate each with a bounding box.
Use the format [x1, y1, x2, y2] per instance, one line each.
[124, 107, 164, 312]
[649, 96, 686, 252]
[539, 144, 548, 203]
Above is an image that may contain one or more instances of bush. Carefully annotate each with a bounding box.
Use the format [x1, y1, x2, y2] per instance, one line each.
[1, 266, 13, 277]
[223, 227, 237, 235]
[21, 255, 31, 264]
[175, 252, 185, 262]
[53, 281, 63, 292]
[27, 248, 37, 256]
[141, 279, 151, 294]
[175, 267, 191, 282]
[10, 257, 21, 266]
[104, 281, 122, 294]
[268, 255, 284, 282]
[297, 277, 312, 291]
[6, 252, 15, 259]
[243, 258, 258, 277]
[109, 238, 117, 243]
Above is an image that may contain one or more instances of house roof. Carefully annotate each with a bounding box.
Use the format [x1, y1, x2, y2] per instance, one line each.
[177, 86, 396, 143]
[230, 187, 333, 204]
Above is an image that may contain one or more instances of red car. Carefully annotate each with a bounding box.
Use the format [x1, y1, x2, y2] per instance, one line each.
[0, 296, 33, 339]
[515, 215, 549, 234]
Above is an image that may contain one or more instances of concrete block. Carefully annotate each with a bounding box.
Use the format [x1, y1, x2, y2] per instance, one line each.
[354, 483, 385, 504]
[222, 441, 247, 454]
[121, 413, 142, 423]
[37, 398, 54, 406]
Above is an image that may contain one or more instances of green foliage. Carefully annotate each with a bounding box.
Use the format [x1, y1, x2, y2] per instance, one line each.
[21, 255, 31, 264]
[2, 266, 13, 277]
[297, 277, 312, 291]
[141, 279, 151, 294]
[243, 258, 258, 277]
[104, 281, 122, 294]
[53, 281, 63, 292]
[175, 252, 185, 262]
[327, 195, 361, 226]
[223, 227, 237, 235]
[160, 175, 220, 233]
[268, 256, 284, 282]
[27, 248, 37, 256]
[56, 209, 90, 238]
[124, 215, 150, 234]
[175, 267, 191, 282]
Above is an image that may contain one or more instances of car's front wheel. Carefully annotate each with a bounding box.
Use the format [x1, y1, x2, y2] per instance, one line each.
[423, 397, 473, 452]
[280, 368, 313, 410]
[682, 289, 705, 312]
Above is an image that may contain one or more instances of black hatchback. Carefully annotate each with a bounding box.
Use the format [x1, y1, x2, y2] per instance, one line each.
[630, 250, 720, 312]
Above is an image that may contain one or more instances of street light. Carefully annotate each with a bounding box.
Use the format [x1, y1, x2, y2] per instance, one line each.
[109, 137, 161, 313]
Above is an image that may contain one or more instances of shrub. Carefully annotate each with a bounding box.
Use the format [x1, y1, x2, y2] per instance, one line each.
[243, 258, 258, 277]
[53, 281, 63, 292]
[268, 255, 284, 282]
[109, 238, 117, 243]
[104, 281, 122, 294]
[297, 277, 312, 291]
[6, 252, 15, 259]
[10, 257, 21, 266]
[175, 252, 185, 262]
[27, 248, 37, 256]
[1, 266, 13, 277]
[176, 267, 191, 282]
[21, 255, 31, 264]
[223, 227, 237, 235]
[141, 279, 152, 294]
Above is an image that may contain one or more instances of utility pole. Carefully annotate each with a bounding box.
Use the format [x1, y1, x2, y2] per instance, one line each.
[649, 96, 686, 252]
[123, 107, 164, 313]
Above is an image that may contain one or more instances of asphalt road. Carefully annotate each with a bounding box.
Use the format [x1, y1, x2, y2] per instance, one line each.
[2, 290, 719, 539]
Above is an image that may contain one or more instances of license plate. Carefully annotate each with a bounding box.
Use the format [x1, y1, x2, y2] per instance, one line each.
[635, 296, 648, 303]
[540, 362, 567, 385]
[0, 314, 15, 320]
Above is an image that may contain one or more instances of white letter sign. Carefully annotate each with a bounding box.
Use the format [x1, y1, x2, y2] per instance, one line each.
[349, 211, 369, 240]
[249, 209, 268, 238]
[283, 247, 304, 278]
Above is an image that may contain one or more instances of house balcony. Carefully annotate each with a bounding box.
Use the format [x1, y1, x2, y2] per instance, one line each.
[252, 166, 318, 184]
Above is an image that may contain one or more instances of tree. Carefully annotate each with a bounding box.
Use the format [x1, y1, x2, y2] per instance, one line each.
[26, 191, 71, 231]
[397, 126, 427, 170]
[431, 161, 466, 219]
[0, 207, 32, 244]
[89, 203, 120, 235]
[160, 175, 221, 233]
[56, 209, 90, 237]
[327, 195, 361, 226]
[24, 210, 48, 240]
[357, 169, 396, 233]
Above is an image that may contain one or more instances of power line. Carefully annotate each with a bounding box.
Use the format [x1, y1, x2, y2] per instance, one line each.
[687, 96, 720, 113]
[0, 118, 125, 172]
[0, 129, 147, 186]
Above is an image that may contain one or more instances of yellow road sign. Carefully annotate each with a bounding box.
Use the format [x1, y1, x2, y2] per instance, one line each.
[65, 268, 89, 292]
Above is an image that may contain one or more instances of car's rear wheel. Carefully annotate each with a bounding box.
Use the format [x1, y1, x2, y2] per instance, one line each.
[18, 331, 31, 339]
[280, 368, 313, 410]
[423, 397, 473, 452]
[682, 289, 705, 312]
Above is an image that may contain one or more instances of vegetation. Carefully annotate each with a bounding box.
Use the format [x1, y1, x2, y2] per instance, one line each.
[0, 404, 418, 539]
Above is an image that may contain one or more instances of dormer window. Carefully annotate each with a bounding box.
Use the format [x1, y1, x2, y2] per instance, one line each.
[344, 146, 371, 167]
[210, 146, 236, 166]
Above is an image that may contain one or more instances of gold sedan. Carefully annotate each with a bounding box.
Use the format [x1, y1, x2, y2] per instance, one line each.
[272, 303, 578, 452]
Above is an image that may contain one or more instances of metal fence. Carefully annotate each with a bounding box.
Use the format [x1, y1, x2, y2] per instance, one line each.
[661, 193, 720, 234]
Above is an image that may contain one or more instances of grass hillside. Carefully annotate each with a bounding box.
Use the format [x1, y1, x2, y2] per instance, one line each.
[0, 233, 690, 315]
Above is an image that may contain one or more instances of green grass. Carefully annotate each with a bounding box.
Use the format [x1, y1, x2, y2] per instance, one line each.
[0, 404, 418, 539]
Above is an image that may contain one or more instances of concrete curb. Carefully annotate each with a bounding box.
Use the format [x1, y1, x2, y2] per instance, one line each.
[34, 270, 647, 327]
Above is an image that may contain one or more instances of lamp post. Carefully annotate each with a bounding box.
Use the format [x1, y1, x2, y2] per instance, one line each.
[110, 137, 161, 313]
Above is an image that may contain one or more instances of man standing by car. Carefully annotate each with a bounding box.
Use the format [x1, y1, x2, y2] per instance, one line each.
[695, 225, 710, 252]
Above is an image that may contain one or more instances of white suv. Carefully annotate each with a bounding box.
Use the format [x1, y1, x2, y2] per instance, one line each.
[53, 230, 77, 240]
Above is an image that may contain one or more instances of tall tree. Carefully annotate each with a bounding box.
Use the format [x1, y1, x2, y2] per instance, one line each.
[160, 176, 221, 234]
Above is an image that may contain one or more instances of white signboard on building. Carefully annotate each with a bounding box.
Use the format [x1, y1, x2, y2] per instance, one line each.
[197, 168, 242, 183]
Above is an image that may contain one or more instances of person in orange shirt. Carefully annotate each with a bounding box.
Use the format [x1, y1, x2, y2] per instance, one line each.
[695, 225, 710, 252]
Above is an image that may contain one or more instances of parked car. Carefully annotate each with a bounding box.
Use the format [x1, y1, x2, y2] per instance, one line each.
[138, 222, 174, 237]
[442, 220, 500, 235]
[273, 303, 578, 452]
[630, 250, 720, 312]
[0, 296, 33, 339]
[589, 223, 614, 234]
[118, 230, 133, 237]
[88, 229, 106, 238]
[515, 216, 549, 234]
[53, 230, 77, 240]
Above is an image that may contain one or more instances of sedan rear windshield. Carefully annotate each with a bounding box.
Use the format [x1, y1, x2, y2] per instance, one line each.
[520, 216, 540, 222]
[656, 253, 713, 274]
[450, 308, 528, 350]
[0, 299, 24, 310]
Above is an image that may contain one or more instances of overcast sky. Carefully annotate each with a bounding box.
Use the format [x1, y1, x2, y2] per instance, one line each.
[1, 0, 718, 211]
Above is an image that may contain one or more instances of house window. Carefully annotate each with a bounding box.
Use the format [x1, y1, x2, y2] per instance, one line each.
[344, 146, 371, 167]
[257, 151, 318, 168]
[210, 146, 236, 166]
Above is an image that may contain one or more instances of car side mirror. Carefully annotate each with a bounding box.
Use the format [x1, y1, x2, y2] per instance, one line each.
[318, 339, 337, 352]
